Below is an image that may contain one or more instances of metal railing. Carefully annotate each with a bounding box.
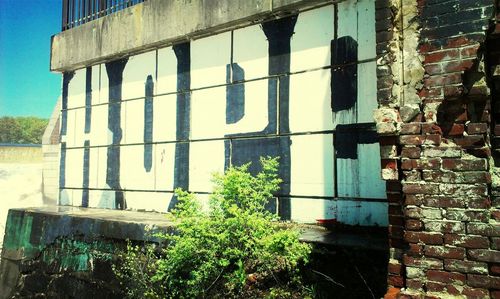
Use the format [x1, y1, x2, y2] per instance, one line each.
[62, 0, 145, 31]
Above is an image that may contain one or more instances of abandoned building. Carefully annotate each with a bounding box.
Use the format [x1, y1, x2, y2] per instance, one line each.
[1, 0, 500, 297]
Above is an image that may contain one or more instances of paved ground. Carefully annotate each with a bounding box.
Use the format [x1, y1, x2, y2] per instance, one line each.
[0, 163, 44, 249]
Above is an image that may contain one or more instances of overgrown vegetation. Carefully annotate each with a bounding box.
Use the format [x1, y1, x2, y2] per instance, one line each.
[114, 157, 312, 298]
[0, 116, 48, 144]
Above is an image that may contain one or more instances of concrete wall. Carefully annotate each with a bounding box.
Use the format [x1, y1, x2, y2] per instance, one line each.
[0, 145, 42, 163]
[51, 0, 333, 72]
[58, 2, 387, 225]
[0, 207, 174, 298]
[42, 99, 61, 205]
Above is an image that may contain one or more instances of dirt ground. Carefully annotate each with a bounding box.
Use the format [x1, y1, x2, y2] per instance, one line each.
[0, 163, 45, 249]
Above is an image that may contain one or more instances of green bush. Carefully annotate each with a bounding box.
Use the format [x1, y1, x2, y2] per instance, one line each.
[114, 157, 312, 298]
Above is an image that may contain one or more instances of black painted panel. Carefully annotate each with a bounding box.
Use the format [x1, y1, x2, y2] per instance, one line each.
[144, 75, 154, 172]
[82, 140, 90, 207]
[331, 36, 358, 113]
[225, 63, 245, 124]
[84, 67, 92, 134]
[104, 58, 128, 210]
[169, 42, 191, 211]
[61, 72, 74, 137]
[335, 123, 378, 159]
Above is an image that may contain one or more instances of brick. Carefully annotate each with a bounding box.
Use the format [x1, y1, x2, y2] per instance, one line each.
[466, 147, 492, 158]
[441, 158, 487, 171]
[401, 158, 440, 170]
[426, 270, 466, 285]
[444, 234, 489, 249]
[387, 192, 403, 203]
[425, 221, 465, 233]
[387, 275, 404, 288]
[423, 134, 441, 145]
[453, 135, 485, 147]
[405, 207, 442, 219]
[424, 73, 462, 87]
[377, 88, 392, 102]
[406, 194, 424, 206]
[467, 197, 491, 209]
[389, 215, 405, 226]
[425, 281, 447, 293]
[421, 123, 443, 134]
[422, 170, 490, 184]
[375, 7, 392, 20]
[403, 255, 443, 269]
[442, 58, 475, 73]
[468, 249, 500, 263]
[390, 238, 406, 249]
[444, 259, 488, 274]
[467, 274, 500, 289]
[444, 85, 465, 98]
[401, 147, 420, 159]
[446, 34, 486, 48]
[424, 63, 442, 75]
[461, 287, 490, 299]
[389, 204, 404, 216]
[494, 125, 500, 136]
[375, 18, 392, 32]
[389, 225, 404, 239]
[406, 219, 424, 231]
[491, 290, 500, 299]
[447, 123, 465, 136]
[439, 184, 488, 197]
[421, 147, 461, 158]
[377, 122, 398, 135]
[399, 135, 426, 145]
[388, 261, 403, 275]
[444, 209, 489, 222]
[405, 231, 443, 245]
[460, 44, 480, 58]
[467, 123, 488, 134]
[490, 264, 500, 276]
[386, 181, 402, 192]
[467, 223, 500, 237]
[375, 0, 391, 9]
[403, 171, 421, 182]
[379, 136, 398, 146]
[406, 278, 424, 290]
[425, 49, 459, 63]
[380, 145, 397, 159]
[379, 32, 395, 47]
[424, 196, 466, 208]
[400, 123, 421, 134]
[406, 266, 424, 279]
[381, 159, 398, 170]
[403, 183, 440, 194]
[408, 243, 424, 256]
[425, 245, 466, 259]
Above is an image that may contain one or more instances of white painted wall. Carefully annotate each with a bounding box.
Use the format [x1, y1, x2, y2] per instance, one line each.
[59, 1, 387, 226]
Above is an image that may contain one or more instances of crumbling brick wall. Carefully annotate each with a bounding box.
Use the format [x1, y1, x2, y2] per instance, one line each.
[376, 0, 500, 297]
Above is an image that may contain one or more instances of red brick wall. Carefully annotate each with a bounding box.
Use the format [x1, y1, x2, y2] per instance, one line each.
[377, 0, 500, 297]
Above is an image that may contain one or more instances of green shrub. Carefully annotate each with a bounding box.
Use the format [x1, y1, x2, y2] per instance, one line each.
[114, 157, 312, 298]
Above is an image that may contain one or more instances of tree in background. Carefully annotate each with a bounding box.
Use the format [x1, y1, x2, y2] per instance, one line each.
[0, 116, 48, 144]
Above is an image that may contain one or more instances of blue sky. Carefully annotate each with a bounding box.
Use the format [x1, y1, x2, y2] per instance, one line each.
[0, 0, 62, 118]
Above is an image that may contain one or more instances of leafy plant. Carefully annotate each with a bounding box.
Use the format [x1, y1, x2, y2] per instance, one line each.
[0, 116, 48, 144]
[114, 157, 312, 298]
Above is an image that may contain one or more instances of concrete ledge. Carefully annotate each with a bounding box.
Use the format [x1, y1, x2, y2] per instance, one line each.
[50, 0, 332, 72]
[0, 207, 174, 298]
